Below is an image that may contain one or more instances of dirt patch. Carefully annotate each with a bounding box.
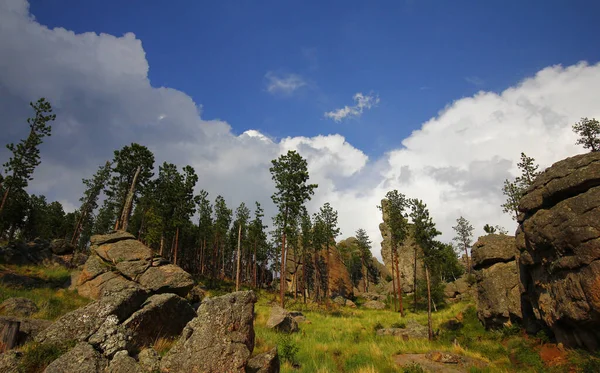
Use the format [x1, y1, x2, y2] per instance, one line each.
[393, 352, 488, 373]
[539, 344, 568, 367]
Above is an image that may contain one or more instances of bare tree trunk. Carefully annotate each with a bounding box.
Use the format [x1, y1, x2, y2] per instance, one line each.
[0, 319, 20, 353]
[302, 254, 307, 303]
[118, 165, 141, 232]
[159, 234, 164, 257]
[426, 266, 433, 341]
[325, 241, 329, 298]
[314, 251, 320, 302]
[394, 247, 404, 317]
[253, 242, 257, 288]
[0, 186, 10, 215]
[280, 232, 286, 308]
[70, 206, 88, 247]
[390, 248, 397, 312]
[173, 227, 179, 266]
[236, 224, 242, 291]
[413, 245, 418, 312]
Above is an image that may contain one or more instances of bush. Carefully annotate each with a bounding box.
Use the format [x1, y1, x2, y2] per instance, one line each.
[465, 274, 477, 286]
[277, 334, 299, 366]
[500, 323, 521, 338]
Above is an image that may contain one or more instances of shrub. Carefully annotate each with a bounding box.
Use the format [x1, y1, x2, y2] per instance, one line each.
[391, 321, 406, 329]
[277, 334, 299, 366]
[373, 322, 384, 332]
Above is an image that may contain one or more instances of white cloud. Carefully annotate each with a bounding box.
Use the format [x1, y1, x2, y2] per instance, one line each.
[324, 92, 380, 122]
[1, 0, 599, 261]
[264, 72, 307, 95]
[465, 76, 485, 86]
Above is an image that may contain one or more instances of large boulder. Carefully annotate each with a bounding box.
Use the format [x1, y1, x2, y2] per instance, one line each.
[363, 300, 386, 310]
[472, 234, 521, 328]
[105, 350, 144, 373]
[120, 293, 196, 350]
[376, 320, 428, 340]
[44, 342, 108, 373]
[444, 276, 473, 302]
[0, 297, 38, 317]
[160, 291, 257, 373]
[266, 306, 299, 333]
[246, 348, 280, 373]
[50, 239, 75, 255]
[517, 152, 600, 350]
[75, 232, 193, 300]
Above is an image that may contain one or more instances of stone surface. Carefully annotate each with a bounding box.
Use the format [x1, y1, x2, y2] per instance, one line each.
[246, 348, 280, 373]
[95, 239, 153, 264]
[444, 276, 474, 302]
[105, 350, 144, 373]
[0, 297, 38, 317]
[363, 300, 386, 310]
[160, 291, 257, 373]
[50, 239, 75, 255]
[35, 288, 148, 345]
[44, 342, 108, 373]
[87, 315, 131, 358]
[332, 296, 356, 308]
[137, 348, 160, 372]
[362, 292, 386, 302]
[379, 199, 424, 293]
[121, 293, 196, 350]
[471, 234, 516, 270]
[517, 152, 600, 350]
[76, 271, 142, 300]
[376, 320, 428, 340]
[90, 231, 136, 247]
[266, 306, 299, 333]
[137, 264, 194, 297]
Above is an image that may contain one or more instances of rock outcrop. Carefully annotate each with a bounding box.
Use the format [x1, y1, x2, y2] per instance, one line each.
[379, 199, 424, 293]
[0, 297, 38, 317]
[74, 231, 194, 299]
[376, 320, 428, 340]
[266, 306, 299, 333]
[44, 342, 108, 373]
[472, 234, 521, 328]
[363, 300, 386, 310]
[517, 152, 600, 350]
[246, 348, 280, 373]
[160, 291, 258, 373]
[444, 276, 473, 302]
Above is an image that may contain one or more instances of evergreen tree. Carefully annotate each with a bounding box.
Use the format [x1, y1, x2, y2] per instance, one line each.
[501, 152, 540, 221]
[71, 161, 112, 248]
[213, 195, 232, 278]
[195, 190, 213, 275]
[316, 202, 340, 298]
[249, 202, 267, 287]
[452, 216, 474, 274]
[234, 202, 250, 291]
[572, 117, 600, 152]
[269, 150, 318, 307]
[355, 228, 372, 293]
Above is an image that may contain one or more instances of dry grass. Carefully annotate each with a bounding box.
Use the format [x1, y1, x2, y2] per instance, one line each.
[153, 337, 177, 356]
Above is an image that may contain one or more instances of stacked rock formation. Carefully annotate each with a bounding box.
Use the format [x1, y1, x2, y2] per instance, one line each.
[471, 234, 522, 328]
[517, 152, 600, 350]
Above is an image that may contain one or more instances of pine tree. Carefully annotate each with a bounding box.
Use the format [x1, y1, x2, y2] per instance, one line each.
[501, 152, 540, 221]
[1, 98, 55, 224]
[316, 202, 340, 298]
[269, 150, 318, 308]
[234, 202, 250, 291]
[195, 190, 213, 275]
[355, 228, 372, 293]
[452, 216, 474, 274]
[572, 117, 600, 152]
[249, 202, 267, 287]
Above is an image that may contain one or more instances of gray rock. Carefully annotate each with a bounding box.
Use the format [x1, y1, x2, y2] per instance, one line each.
[90, 231, 136, 247]
[105, 350, 144, 373]
[137, 264, 194, 297]
[376, 320, 427, 340]
[471, 235, 516, 270]
[137, 348, 160, 372]
[76, 271, 142, 300]
[35, 288, 148, 345]
[160, 291, 257, 373]
[363, 300, 386, 310]
[475, 261, 522, 328]
[88, 315, 132, 358]
[44, 342, 107, 373]
[266, 306, 299, 333]
[121, 293, 196, 350]
[0, 297, 38, 317]
[95, 239, 153, 264]
[115, 259, 151, 280]
[50, 239, 75, 255]
[246, 347, 280, 373]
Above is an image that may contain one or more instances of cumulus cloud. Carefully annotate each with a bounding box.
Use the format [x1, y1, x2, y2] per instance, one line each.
[264, 71, 307, 95]
[1, 0, 599, 261]
[324, 92, 380, 122]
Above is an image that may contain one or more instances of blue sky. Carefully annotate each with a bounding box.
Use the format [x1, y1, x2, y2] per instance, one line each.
[2, 0, 600, 251]
[28, 0, 600, 157]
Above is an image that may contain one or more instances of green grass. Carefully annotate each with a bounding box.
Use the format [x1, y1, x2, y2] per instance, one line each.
[16, 341, 76, 373]
[253, 293, 597, 373]
[0, 264, 90, 320]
